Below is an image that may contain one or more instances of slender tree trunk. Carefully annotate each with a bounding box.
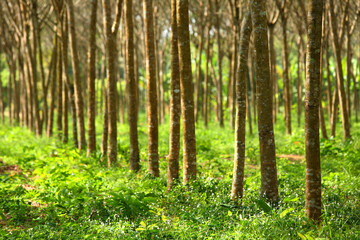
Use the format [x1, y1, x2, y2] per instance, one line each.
[346, 23, 352, 121]
[329, 0, 351, 139]
[67, 0, 86, 149]
[126, 0, 140, 171]
[215, 0, 224, 127]
[305, 0, 323, 223]
[47, 35, 58, 137]
[330, 80, 339, 137]
[230, 0, 239, 129]
[325, 38, 332, 124]
[0, 52, 3, 123]
[24, 54, 34, 130]
[177, 0, 197, 183]
[246, 89, 253, 135]
[143, 0, 159, 176]
[297, 39, 302, 127]
[248, 48, 256, 125]
[101, 90, 109, 158]
[204, 22, 211, 128]
[251, 0, 279, 201]
[195, 9, 205, 123]
[268, 25, 277, 124]
[168, 0, 181, 190]
[56, 27, 63, 138]
[87, 0, 98, 156]
[100, 51, 106, 114]
[280, 14, 291, 135]
[62, 11, 78, 147]
[319, 12, 328, 140]
[102, 0, 123, 166]
[63, 83, 69, 143]
[231, 11, 252, 201]
[30, 1, 41, 135]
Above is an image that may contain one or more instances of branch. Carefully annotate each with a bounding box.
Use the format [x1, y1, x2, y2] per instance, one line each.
[111, 0, 123, 35]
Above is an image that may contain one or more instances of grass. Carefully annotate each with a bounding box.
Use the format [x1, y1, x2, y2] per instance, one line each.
[0, 112, 359, 239]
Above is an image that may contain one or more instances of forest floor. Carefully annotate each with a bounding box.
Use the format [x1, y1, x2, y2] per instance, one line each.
[0, 115, 360, 239]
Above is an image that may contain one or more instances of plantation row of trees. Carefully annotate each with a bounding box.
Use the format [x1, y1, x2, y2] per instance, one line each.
[0, 0, 359, 223]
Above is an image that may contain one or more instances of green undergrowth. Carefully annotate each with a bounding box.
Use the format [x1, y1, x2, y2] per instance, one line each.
[0, 115, 359, 239]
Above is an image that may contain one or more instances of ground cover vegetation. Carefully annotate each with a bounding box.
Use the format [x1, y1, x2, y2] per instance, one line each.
[0, 115, 360, 239]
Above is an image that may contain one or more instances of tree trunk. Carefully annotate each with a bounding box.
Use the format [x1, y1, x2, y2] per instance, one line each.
[330, 80, 339, 137]
[305, 0, 323, 223]
[47, 35, 58, 137]
[30, 1, 41, 135]
[231, 11, 252, 201]
[230, 0, 239, 129]
[329, 0, 351, 139]
[62, 11, 78, 147]
[63, 83, 69, 143]
[204, 22, 211, 128]
[297, 39, 302, 128]
[268, 25, 277, 124]
[177, 0, 197, 183]
[248, 48, 256, 125]
[251, 0, 279, 201]
[215, 0, 224, 127]
[87, 0, 98, 156]
[168, 0, 181, 190]
[56, 26, 63, 138]
[102, 0, 123, 166]
[325, 38, 332, 124]
[143, 0, 159, 177]
[280, 14, 291, 135]
[67, 0, 87, 149]
[125, 0, 140, 171]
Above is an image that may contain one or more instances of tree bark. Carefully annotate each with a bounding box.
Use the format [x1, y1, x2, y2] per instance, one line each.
[168, 0, 181, 190]
[177, 0, 197, 183]
[143, 0, 159, 176]
[47, 34, 58, 138]
[67, 0, 87, 149]
[102, 0, 123, 166]
[329, 0, 351, 139]
[125, 0, 140, 171]
[56, 24, 63, 138]
[62, 10, 78, 147]
[305, 0, 323, 223]
[277, 0, 291, 135]
[231, 11, 252, 201]
[215, 0, 224, 128]
[204, 21, 211, 128]
[87, 0, 98, 156]
[251, 0, 279, 201]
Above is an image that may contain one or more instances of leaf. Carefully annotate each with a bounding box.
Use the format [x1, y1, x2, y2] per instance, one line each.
[305, 234, 315, 240]
[298, 232, 306, 240]
[280, 207, 294, 218]
[256, 199, 272, 213]
[140, 221, 146, 228]
[283, 197, 299, 203]
[0, 210, 6, 220]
